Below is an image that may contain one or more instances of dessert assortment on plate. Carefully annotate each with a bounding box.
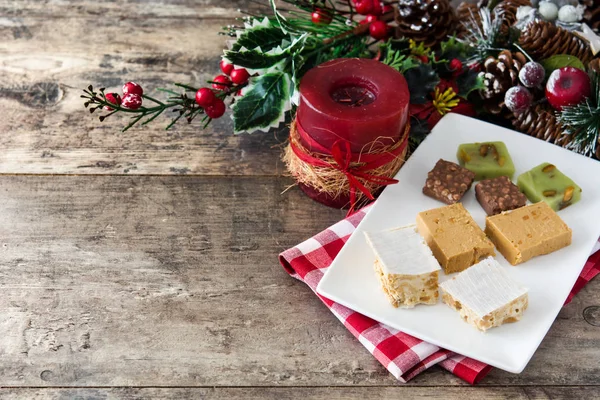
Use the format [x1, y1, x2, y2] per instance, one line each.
[365, 141, 581, 331]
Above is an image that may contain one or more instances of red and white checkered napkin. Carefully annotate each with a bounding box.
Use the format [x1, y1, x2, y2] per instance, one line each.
[279, 206, 600, 384]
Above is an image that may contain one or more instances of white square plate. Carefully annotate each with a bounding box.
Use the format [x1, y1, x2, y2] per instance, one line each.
[316, 113, 600, 373]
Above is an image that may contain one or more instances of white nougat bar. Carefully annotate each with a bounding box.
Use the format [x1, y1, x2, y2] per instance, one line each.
[365, 225, 441, 308]
[439, 257, 528, 331]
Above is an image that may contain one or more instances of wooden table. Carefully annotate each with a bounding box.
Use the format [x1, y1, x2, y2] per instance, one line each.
[0, 1, 599, 398]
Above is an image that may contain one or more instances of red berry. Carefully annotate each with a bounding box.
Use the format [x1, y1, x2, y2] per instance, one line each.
[371, 0, 383, 15]
[546, 67, 591, 110]
[355, 0, 373, 15]
[449, 58, 463, 72]
[359, 14, 379, 24]
[122, 82, 143, 97]
[230, 68, 250, 85]
[220, 60, 234, 75]
[311, 8, 333, 25]
[195, 88, 216, 108]
[212, 75, 232, 91]
[382, 4, 393, 13]
[121, 93, 143, 110]
[504, 86, 532, 114]
[104, 92, 121, 111]
[369, 20, 389, 40]
[519, 62, 545, 88]
[417, 55, 429, 63]
[205, 98, 226, 119]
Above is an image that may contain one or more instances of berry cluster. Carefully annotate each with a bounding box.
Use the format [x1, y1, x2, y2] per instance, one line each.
[195, 61, 251, 119]
[354, 0, 393, 40]
[105, 82, 144, 111]
[504, 61, 544, 114]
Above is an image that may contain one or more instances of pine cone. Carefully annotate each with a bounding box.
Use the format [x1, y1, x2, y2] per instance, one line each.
[519, 20, 594, 65]
[479, 50, 528, 115]
[581, 0, 600, 32]
[512, 103, 571, 147]
[495, 0, 532, 35]
[395, 0, 457, 47]
[456, 2, 481, 36]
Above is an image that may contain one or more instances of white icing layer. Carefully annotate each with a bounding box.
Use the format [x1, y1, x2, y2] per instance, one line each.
[439, 257, 528, 318]
[364, 225, 441, 276]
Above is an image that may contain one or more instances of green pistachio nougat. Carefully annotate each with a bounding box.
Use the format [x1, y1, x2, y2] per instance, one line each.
[517, 163, 582, 211]
[456, 142, 515, 181]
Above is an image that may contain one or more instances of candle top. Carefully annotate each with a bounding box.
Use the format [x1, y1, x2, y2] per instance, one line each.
[299, 58, 409, 122]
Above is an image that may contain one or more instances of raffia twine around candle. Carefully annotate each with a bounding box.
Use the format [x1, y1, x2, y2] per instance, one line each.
[283, 119, 410, 211]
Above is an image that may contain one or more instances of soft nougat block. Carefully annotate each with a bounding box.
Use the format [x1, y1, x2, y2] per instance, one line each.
[485, 202, 572, 265]
[416, 203, 495, 274]
[365, 225, 441, 308]
[440, 257, 528, 332]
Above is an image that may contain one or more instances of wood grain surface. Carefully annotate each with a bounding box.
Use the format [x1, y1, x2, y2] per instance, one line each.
[0, 0, 599, 399]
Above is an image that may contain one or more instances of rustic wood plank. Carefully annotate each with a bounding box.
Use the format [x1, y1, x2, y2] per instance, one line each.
[0, 175, 597, 387]
[0, 12, 293, 176]
[0, 386, 599, 400]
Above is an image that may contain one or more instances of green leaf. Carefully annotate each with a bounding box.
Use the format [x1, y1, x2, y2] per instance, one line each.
[456, 69, 485, 99]
[383, 51, 419, 73]
[231, 19, 288, 53]
[439, 36, 470, 61]
[540, 55, 586, 76]
[224, 49, 288, 70]
[404, 63, 440, 104]
[232, 71, 292, 133]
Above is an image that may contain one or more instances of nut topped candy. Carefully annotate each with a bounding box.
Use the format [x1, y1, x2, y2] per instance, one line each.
[517, 162, 582, 211]
[457, 141, 516, 181]
[423, 159, 475, 204]
[476, 176, 527, 216]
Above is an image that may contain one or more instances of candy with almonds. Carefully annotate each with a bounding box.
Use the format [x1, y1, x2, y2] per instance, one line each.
[365, 225, 441, 308]
[475, 176, 527, 216]
[457, 141, 516, 181]
[440, 257, 528, 332]
[416, 203, 495, 274]
[423, 159, 475, 204]
[517, 162, 582, 211]
[485, 202, 572, 266]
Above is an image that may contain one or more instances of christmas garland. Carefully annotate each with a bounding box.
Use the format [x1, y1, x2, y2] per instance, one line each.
[82, 0, 600, 160]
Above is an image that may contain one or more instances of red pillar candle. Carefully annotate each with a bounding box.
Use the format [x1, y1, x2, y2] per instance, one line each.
[297, 58, 410, 153]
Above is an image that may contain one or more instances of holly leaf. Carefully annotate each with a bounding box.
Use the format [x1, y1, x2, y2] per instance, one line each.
[224, 49, 288, 70]
[404, 64, 440, 104]
[541, 55, 586, 76]
[439, 36, 470, 61]
[231, 18, 288, 53]
[456, 69, 485, 99]
[232, 71, 292, 133]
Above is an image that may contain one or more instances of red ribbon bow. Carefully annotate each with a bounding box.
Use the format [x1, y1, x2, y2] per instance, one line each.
[290, 122, 407, 215]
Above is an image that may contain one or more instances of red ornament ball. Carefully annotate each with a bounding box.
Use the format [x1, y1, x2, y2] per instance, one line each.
[212, 75, 232, 91]
[220, 60, 234, 75]
[311, 8, 333, 25]
[205, 98, 226, 119]
[104, 92, 121, 111]
[122, 81, 143, 97]
[519, 61, 545, 88]
[545, 67, 591, 110]
[359, 14, 379, 24]
[121, 93, 143, 110]
[369, 20, 389, 40]
[355, 0, 373, 15]
[195, 88, 216, 108]
[230, 68, 250, 85]
[504, 85, 532, 114]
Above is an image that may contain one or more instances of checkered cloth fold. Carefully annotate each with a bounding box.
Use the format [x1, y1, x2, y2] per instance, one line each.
[279, 206, 600, 384]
